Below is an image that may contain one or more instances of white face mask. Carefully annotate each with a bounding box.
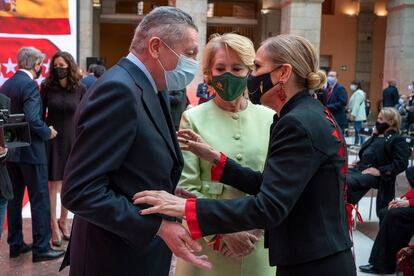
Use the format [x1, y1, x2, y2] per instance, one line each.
[399, 98, 405, 105]
[158, 40, 199, 91]
[350, 84, 357, 91]
[408, 84, 413, 93]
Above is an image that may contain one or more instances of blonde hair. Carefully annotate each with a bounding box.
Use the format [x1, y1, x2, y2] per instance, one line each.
[201, 33, 255, 76]
[379, 108, 401, 132]
[261, 34, 326, 91]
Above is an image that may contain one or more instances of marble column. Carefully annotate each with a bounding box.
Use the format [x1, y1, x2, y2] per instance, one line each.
[355, 0, 376, 94]
[280, 0, 324, 53]
[383, 0, 414, 90]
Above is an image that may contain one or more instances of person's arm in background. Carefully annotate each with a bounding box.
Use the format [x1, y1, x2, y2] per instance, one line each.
[23, 82, 53, 140]
[0, 146, 7, 160]
[377, 136, 410, 181]
[168, 90, 185, 106]
[327, 85, 348, 111]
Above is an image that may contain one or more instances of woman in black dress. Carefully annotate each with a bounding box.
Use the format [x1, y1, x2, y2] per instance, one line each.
[41, 51, 86, 246]
[132, 35, 356, 275]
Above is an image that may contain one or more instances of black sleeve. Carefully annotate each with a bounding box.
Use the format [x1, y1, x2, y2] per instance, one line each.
[378, 136, 410, 180]
[61, 81, 162, 249]
[219, 158, 263, 195]
[196, 117, 320, 235]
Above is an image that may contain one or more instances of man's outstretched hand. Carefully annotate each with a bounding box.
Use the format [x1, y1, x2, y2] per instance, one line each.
[157, 220, 212, 270]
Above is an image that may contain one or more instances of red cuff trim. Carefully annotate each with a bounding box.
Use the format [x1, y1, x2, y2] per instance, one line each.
[213, 234, 222, 251]
[409, 198, 414, 207]
[211, 152, 227, 182]
[185, 198, 202, 240]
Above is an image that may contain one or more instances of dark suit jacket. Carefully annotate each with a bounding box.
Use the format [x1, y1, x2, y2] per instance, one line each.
[61, 58, 184, 276]
[325, 83, 348, 129]
[0, 71, 51, 164]
[358, 131, 409, 213]
[382, 85, 399, 108]
[80, 74, 96, 89]
[0, 93, 12, 200]
[192, 91, 352, 266]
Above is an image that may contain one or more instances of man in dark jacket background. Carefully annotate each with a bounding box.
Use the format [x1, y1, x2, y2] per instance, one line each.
[325, 71, 348, 131]
[0, 47, 63, 262]
[382, 80, 399, 108]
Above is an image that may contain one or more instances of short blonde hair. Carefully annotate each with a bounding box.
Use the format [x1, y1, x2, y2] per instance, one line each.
[201, 33, 255, 76]
[261, 34, 326, 91]
[380, 107, 401, 132]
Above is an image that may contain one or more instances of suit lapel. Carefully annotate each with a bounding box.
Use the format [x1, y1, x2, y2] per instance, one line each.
[117, 58, 179, 162]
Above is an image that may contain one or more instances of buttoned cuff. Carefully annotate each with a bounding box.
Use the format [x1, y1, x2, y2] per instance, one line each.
[185, 198, 202, 240]
[211, 152, 227, 182]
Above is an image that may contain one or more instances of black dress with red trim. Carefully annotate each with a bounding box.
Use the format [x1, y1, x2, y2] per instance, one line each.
[185, 90, 355, 274]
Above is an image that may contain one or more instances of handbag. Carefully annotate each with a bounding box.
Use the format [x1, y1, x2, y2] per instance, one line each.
[396, 244, 414, 276]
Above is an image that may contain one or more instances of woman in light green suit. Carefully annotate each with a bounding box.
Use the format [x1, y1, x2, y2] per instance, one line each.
[175, 33, 276, 276]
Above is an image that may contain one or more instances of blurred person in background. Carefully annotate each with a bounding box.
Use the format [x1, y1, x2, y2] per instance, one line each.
[382, 80, 399, 108]
[347, 108, 410, 217]
[348, 80, 366, 145]
[80, 64, 97, 89]
[324, 71, 348, 132]
[175, 33, 275, 276]
[41, 51, 86, 247]
[168, 88, 190, 131]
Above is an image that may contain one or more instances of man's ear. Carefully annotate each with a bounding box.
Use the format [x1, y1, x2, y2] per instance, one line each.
[148, 37, 162, 59]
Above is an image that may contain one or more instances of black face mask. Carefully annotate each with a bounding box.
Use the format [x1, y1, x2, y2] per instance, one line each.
[375, 121, 390, 134]
[54, 67, 69, 80]
[35, 67, 42, 79]
[247, 72, 275, 104]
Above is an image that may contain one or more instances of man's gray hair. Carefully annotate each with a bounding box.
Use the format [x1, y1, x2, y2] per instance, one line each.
[17, 47, 45, 70]
[130, 6, 198, 54]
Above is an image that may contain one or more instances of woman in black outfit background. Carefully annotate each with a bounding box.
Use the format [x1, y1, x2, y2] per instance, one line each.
[347, 107, 410, 218]
[41, 51, 86, 246]
[132, 35, 356, 276]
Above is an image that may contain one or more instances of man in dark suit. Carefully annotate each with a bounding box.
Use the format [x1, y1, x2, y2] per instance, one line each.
[0, 47, 64, 261]
[382, 80, 399, 108]
[325, 71, 348, 131]
[60, 7, 210, 276]
[0, 93, 12, 239]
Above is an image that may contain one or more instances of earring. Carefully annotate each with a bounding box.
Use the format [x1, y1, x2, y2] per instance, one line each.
[277, 82, 287, 103]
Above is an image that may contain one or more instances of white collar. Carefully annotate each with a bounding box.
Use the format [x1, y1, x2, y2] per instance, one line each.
[19, 69, 34, 80]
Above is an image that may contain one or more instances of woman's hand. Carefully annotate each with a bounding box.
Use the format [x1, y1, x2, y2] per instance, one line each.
[177, 129, 220, 164]
[220, 231, 259, 258]
[362, 167, 380, 177]
[132, 190, 186, 218]
[389, 198, 410, 209]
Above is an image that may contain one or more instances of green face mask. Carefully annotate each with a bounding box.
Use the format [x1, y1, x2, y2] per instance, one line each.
[212, 72, 247, 101]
